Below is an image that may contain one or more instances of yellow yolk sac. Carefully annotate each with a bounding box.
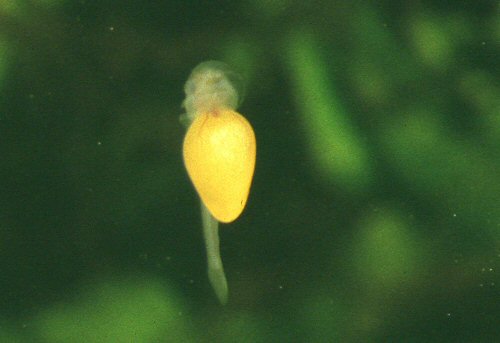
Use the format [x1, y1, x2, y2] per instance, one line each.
[183, 108, 256, 223]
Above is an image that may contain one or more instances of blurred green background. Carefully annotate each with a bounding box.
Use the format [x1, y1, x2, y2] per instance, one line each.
[0, 1, 499, 342]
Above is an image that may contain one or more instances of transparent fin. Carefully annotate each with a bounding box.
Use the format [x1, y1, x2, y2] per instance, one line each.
[179, 112, 193, 129]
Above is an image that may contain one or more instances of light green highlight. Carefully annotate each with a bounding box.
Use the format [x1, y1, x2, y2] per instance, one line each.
[381, 109, 500, 241]
[0, 0, 22, 15]
[411, 14, 454, 70]
[285, 31, 372, 192]
[353, 207, 421, 288]
[35, 278, 194, 343]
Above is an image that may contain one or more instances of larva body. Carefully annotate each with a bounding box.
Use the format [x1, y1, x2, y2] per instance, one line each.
[181, 61, 256, 304]
[182, 61, 255, 223]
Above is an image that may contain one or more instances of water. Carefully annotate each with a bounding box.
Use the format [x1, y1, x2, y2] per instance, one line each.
[0, 1, 498, 342]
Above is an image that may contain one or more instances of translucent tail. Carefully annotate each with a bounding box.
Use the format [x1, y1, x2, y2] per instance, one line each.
[201, 202, 228, 305]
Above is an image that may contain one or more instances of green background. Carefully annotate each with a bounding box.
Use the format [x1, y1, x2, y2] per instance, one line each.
[0, 1, 499, 342]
